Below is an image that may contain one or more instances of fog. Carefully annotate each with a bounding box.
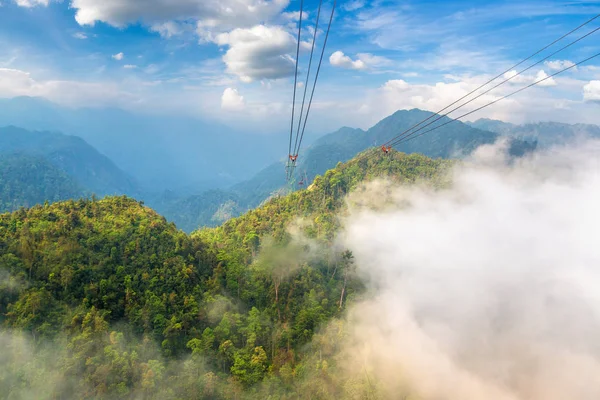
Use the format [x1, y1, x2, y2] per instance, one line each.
[337, 140, 600, 399]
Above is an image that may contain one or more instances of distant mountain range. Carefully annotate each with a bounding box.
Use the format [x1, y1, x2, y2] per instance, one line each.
[2, 106, 596, 231]
[0, 126, 138, 198]
[0, 96, 303, 192]
[151, 109, 509, 231]
[468, 118, 600, 147]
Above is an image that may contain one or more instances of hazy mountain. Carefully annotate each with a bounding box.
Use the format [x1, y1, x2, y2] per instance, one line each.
[0, 108, 537, 232]
[151, 189, 243, 233]
[467, 118, 517, 135]
[468, 118, 600, 147]
[0, 96, 298, 192]
[0, 153, 85, 212]
[156, 109, 502, 231]
[0, 126, 138, 196]
[248, 109, 500, 201]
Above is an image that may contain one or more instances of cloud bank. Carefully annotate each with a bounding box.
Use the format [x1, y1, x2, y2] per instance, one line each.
[337, 140, 600, 399]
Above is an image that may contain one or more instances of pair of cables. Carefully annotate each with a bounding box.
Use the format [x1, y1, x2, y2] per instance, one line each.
[287, 0, 337, 181]
[380, 13, 600, 150]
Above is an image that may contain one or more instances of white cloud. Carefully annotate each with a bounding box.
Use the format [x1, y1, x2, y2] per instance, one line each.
[112, 52, 124, 61]
[402, 72, 420, 78]
[0, 67, 134, 107]
[14, 0, 49, 7]
[535, 70, 557, 87]
[329, 51, 367, 70]
[503, 69, 531, 84]
[545, 59, 576, 71]
[151, 21, 185, 38]
[281, 10, 308, 22]
[70, 0, 290, 39]
[72, 32, 88, 40]
[215, 25, 296, 82]
[351, 71, 589, 129]
[339, 140, 600, 400]
[502, 69, 556, 87]
[329, 51, 392, 71]
[342, 0, 365, 11]
[144, 64, 161, 74]
[221, 87, 245, 111]
[124, 64, 137, 69]
[584, 80, 600, 102]
[357, 52, 393, 67]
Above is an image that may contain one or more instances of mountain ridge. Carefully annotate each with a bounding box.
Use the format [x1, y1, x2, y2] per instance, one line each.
[0, 125, 138, 197]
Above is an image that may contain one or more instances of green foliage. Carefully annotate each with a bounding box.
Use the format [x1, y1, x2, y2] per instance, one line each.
[0, 153, 85, 213]
[0, 150, 450, 398]
[151, 189, 244, 233]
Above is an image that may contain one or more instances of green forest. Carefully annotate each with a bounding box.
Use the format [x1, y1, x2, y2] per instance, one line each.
[0, 150, 450, 399]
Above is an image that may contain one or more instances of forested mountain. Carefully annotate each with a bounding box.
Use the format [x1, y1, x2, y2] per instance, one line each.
[0, 126, 138, 196]
[155, 109, 497, 232]
[0, 149, 450, 399]
[285, 108, 498, 187]
[152, 189, 244, 233]
[0, 110, 535, 233]
[0, 153, 85, 212]
[468, 118, 600, 147]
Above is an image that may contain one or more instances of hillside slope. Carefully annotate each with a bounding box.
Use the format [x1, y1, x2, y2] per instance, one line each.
[157, 109, 494, 232]
[0, 126, 138, 197]
[0, 153, 86, 212]
[1, 149, 450, 399]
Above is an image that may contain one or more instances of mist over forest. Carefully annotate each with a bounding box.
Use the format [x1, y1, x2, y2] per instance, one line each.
[2, 0, 600, 399]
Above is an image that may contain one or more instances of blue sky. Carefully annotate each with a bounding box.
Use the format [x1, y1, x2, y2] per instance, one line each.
[1, 0, 599, 133]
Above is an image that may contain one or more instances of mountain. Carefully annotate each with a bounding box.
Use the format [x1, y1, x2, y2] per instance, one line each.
[0, 96, 300, 192]
[467, 118, 517, 135]
[0, 126, 138, 197]
[0, 153, 85, 212]
[468, 118, 600, 147]
[155, 109, 499, 232]
[0, 149, 449, 399]
[151, 189, 244, 233]
[246, 109, 500, 197]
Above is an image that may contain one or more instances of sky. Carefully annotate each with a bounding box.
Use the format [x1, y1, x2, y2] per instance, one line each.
[0, 0, 599, 134]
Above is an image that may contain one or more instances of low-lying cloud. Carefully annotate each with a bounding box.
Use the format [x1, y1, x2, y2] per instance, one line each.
[337, 140, 600, 399]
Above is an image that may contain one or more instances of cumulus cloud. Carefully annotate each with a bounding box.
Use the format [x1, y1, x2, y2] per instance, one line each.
[535, 70, 556, 87]
[0, 67, 136, 107]
[545, 59, 576, 71]
[215, 25, 296, 82]
[501, 69, 557, 87]
[151, 21, 185, 38]
[112, 52, 124, 61]
[124, 64, 137, 69]
[14, 0, 49, 7]
[72, 32, 88, 39]
[337, 140, 600, 399]
[584, 80, 600, 102]
[330, 51, 367, 70]
[221, 87, 245, 111]
[342, 0, 365, 11]
[340, 69, 600, 129]
[356, 52, 392, 68]
[503, 69, 531, 84]
[376, 78, 503, 118]
[70, 0, 289, 35]
[330, 51, 392, 71]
